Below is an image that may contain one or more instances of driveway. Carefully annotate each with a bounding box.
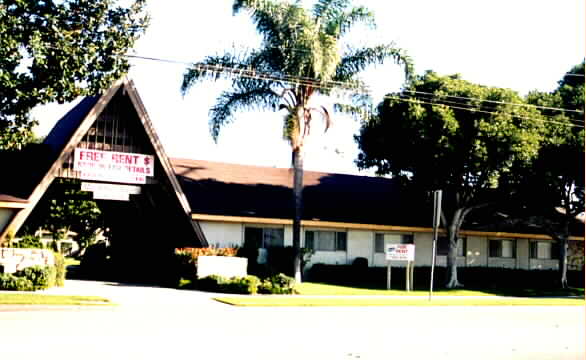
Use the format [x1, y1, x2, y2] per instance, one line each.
[0, 280, 584, 360]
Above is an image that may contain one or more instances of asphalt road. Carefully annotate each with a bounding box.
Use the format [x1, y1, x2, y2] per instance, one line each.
[0, 280, 584, 360]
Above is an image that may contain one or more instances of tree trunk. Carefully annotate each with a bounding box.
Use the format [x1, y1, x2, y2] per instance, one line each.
[559, 236, 568, 289]
[292, 148, 304, 283]
[557, 218, 570, 289]
[445, 209, 464, 289]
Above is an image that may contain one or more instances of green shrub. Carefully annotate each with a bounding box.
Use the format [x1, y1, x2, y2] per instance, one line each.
[258, 273, 297, 294]
[223, 275, 261, 295]
[14, 265, 52, 290]
[14, 235, 43, 249]
[0, 273, 34, 291]
[196, 275, 228, 292]
[195, 275, 261, 294]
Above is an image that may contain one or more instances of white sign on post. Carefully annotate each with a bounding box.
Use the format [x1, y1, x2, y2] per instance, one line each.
[73, 148, 155, 184]
[385, 244, 415, 261]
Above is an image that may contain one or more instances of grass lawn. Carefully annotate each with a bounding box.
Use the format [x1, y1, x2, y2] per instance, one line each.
[0, 293, 112, 306]
[296, 282, 585, 297]
[213, 282, 585, 307]
[65, 257, 80, 267]
[295, 283, 494, 296]
[214, 296, 586, 307]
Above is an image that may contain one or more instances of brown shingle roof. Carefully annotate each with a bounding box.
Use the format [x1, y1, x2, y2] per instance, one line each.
[171, 158, 426, 227]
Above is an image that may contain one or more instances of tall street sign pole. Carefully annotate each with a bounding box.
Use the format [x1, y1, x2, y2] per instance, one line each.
[429, 190, 442, 301]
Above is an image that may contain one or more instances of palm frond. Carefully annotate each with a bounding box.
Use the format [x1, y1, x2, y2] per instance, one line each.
[208, 85, 280, 141]
[233, 0, 290, 48]
[325, 6, 375, 37]
[334, 44, 414, 83]
[334, 92, 373, 122]
[313, 0, 350, 22]
[181, 52, 244, 96]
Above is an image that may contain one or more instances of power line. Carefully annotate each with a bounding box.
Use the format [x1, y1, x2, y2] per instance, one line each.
[399, 92, 585, 125]
[385, 95, 584, 129]
[403, 90, 584, 115]
[125, 54, 584, 128]
[125, 54, 369, 93]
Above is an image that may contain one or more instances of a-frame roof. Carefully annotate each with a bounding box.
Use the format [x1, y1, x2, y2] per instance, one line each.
[0, 78, 207, 245]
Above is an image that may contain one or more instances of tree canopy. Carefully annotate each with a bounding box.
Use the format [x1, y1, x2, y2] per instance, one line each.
[509, 61, 585, 288]
[356, 70, 547, 287]
[0, 0, 148, 149]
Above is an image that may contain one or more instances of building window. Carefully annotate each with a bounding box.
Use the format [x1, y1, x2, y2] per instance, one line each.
[305, 231, 347, 251]
[530, 241, 558, 260]
[244, 227, 284, 248]
[374, 233, 414, 253]
[436, 237, 466, 257]
[489, 239, 516, 258]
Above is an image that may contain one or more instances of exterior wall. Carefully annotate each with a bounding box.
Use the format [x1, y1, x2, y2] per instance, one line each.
[529, 259, 558, 270]
[199, 221, 243, 248]
[465, 236, 487, 267]
[413, 233, 465, 267]
[196, 220, 584, 272]
[0, 209, 15, 240]
[347, 230, 373, 265]
[516, 239, 529, 270]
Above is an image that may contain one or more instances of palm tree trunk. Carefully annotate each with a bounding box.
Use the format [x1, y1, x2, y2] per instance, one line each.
[292, 148, 304, 283]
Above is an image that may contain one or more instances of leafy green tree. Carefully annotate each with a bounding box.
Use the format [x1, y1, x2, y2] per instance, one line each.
[0, 0, 148, 149]
[181, 0, 412, 282]
[356, 71, 546, 288]
[512, 61, 585, 288]
[20, 179, 103, 255]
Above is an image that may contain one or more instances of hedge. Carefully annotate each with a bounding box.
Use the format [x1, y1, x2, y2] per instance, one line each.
[0, 252, 66, 291]
[307, 264, 585, 290]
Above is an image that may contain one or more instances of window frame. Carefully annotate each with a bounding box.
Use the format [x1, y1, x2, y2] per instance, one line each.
[305, 230, 347, 252]
[530, 241, 557, 260]
[488, 239, 516, 259]
[243, 226, 285, 248]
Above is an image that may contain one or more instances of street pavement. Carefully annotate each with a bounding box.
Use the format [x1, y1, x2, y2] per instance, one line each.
[0, 280, 584, 360]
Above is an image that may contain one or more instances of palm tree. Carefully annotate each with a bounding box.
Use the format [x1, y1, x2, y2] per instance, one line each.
[181, 0, 413, 282]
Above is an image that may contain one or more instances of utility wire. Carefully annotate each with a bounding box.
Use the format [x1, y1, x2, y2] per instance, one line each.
[125, 54, 369, 93]
[127, 54, 584, 115]
[403, 90, 584, 115]
[125, 54, 584, 128]
[385, 95, 585, 129]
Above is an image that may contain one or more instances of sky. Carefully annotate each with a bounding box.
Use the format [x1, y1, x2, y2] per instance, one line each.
[32, 0, 585, 176]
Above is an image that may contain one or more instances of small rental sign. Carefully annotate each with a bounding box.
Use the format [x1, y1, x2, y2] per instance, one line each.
[73, 148, 154, 184]
[385, 244, 415, 261]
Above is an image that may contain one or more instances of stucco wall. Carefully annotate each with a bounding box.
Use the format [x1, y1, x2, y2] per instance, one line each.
[347, 230, 373, 265]
[413, 233, 466, 267]
[0, 209, 15, 240]
[196, 220, 584, 271]
[516, 239, 529, 270]
[199, 221, 243, 248]
[466, 236, 487, 266]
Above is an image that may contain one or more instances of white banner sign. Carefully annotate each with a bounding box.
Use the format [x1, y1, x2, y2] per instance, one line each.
[74, 149, 154, 184]
[81, 182, 142, 201]
[386, 244, 415, 261]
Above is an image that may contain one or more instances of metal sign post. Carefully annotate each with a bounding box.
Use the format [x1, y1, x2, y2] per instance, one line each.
[429, 190, 442, 301]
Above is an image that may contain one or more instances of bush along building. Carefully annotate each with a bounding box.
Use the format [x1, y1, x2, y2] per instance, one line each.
[1, 79, 583, 285]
